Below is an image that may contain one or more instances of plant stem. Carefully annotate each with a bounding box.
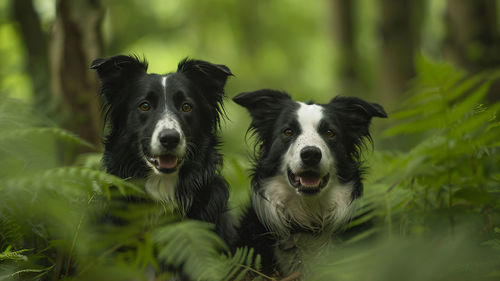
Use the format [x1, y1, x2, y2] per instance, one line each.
[236, 264, 277, 281]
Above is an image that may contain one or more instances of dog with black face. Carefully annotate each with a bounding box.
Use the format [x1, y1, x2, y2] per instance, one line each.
[90, 55, 234, 243]
[234, 90, 387, 277]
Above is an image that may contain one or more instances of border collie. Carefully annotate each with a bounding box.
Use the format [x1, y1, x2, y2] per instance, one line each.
[90, 55, 234, 242]
[233, 89, 387, 277]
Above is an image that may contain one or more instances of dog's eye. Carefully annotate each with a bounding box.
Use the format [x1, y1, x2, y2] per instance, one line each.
[139, 102, 151, 111]
[325, 130, 335, 138]
[181, 103, 192, 112]
[283, 128, 294, 137]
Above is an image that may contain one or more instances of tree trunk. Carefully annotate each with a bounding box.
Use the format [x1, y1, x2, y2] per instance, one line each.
[50, 0, 104, 160]
[330, 0, 359, 95]
[444, 0, 500, 102]
[11, 0, 51, 113]
[378, 0, 424, 109]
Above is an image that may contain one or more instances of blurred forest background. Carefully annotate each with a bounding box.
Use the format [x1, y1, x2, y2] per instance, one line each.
[0, 0, 500, 280]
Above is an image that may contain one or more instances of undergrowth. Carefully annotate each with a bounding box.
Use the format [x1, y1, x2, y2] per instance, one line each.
[0, 57, 499, 280]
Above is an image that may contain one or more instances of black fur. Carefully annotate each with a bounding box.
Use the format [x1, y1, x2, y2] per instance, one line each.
[90, 55, 235, 242]
[233, 89, 387, 276]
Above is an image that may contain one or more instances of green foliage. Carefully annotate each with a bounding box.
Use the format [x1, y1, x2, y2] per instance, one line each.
[154, 221, 262, 281]
[0, 58, 499, 280]
[325, 57, 500, 280]
[373, 57, 500, 236]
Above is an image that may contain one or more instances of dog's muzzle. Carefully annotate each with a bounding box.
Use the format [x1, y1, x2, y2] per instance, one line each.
[287, 168, 330, 194]
[147, 129, 184, 174]
[286, 146, 329, 194]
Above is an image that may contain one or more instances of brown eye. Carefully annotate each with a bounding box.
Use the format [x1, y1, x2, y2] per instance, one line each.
[325, 129, 335, 138]
[139, 102, 151, 111]
[181, 103, 192, 112]
[283, 128, 294, 137]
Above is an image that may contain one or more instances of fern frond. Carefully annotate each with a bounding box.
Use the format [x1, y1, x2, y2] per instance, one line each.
[0, 247, 29, 262]
[154, 220, 227, 280]
[153, 221, 265, 281]
[2, 167, 143, 196]
[0, 127, 95, 149]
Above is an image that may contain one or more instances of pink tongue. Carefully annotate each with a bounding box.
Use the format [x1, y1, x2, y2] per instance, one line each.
[299, 176, 321, 187]
[158, 155, 178, 169]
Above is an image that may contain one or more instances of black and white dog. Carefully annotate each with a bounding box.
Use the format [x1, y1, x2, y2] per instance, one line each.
[90, 55, 234, 242]
[234, 90, 387, 277]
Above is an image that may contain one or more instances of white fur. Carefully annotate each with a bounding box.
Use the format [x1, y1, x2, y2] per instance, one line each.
[149, 112, 186, 157]
[146, 78, 186, 210]
[145, 172, 178, 203]
[284, 103, 333, 177]
[144, 172, 191, 215]
[162, 76, 167, 89]
[253, 175, 355, 238]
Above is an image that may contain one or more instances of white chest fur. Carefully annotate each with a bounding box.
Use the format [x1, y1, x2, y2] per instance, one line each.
[145, 172, 183, 213]
[253, 176, 355, 237]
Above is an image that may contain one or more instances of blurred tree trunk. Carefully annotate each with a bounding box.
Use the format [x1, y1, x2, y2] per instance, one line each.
[444, 0, 500, 102]
[378, 0, 424, 109]
[50, 0, 104, 161]
[331, 0, 359, 95]
[238, 1, 259, 56]
[11, 0, 51, 113]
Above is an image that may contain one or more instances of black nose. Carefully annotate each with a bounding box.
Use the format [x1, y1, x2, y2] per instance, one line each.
[159, 129, 180, 149]
[300, 146, 322, 166]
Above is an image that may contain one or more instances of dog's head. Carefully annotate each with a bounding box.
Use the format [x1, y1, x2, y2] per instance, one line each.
[233, 90, 386, 234]
[91, 55, 232, 176]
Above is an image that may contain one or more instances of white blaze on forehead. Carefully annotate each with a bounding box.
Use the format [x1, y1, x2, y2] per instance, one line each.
[295, 102, 325, 149]
[296, 102, 324, 131]
[162, 76, 167, 90]
[282, 102, 333, 176]
[149, 75, 186, 155]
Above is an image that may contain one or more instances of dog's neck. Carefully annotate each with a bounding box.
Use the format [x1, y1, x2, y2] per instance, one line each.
[145, 171, 182, 212]
[252, 175, 355, 238]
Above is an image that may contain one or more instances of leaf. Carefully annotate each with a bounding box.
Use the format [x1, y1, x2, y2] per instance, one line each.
[0, 127, 95, 149]
[2, 167, 143, 195]
[0, 247, 29, 262]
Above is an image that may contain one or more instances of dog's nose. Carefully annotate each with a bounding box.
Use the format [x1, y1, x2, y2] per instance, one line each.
[300, 146, 322, 166]
[159, 129, 180, 149]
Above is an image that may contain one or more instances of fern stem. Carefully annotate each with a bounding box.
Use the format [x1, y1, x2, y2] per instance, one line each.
[235, 264, 277, 281]
[66, 193, 95, 277]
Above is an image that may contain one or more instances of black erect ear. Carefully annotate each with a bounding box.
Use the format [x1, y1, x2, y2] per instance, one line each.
[233, 89, 291, 117]
[233, 89, 292, 137]
[331, 96, 387, 118]
[90, 55, 148, 83]
[178, 58, 233, 127]
[329, 96, 387, 140]
[177, 58, 233, 98]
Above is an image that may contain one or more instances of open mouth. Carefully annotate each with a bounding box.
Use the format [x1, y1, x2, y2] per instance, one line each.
[287, 168, 329, 195]
[147, 154, 183, 174]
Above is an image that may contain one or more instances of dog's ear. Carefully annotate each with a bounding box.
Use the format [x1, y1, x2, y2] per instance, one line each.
[90, 55, 148, 83]
[330, 96, 387, 120]
[233, 89, 292, 137]
[178, 58, 233, 128]
[233, 89, 291, 117]
[328, 96, 387, 142]
[177, 58, 233, 98]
